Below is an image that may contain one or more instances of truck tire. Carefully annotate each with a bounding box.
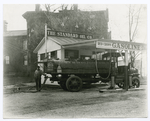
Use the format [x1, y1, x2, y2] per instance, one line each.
[66, 76, 83, 92]
[60, 81, 68, 91]
[132, 77, 140, 88]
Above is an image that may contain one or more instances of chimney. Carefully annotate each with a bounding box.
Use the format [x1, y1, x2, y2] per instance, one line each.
[35, 4, 40, 12]
[3, 20, 8, 32]
[73, 4, 78, 11]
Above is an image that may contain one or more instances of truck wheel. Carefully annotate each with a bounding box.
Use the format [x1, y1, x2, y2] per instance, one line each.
[66, 76, 83, 92]
[132, 77, 140, 88]
[60, 81, 68, 91]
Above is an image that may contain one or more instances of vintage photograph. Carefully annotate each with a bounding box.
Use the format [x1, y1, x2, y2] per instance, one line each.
[3, 2, 148, 119]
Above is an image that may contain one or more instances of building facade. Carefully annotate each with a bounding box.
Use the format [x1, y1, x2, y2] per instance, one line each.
[3, 30, 29, 76]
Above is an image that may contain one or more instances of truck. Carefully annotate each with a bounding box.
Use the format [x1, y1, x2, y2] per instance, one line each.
[41, 51, 140, 92]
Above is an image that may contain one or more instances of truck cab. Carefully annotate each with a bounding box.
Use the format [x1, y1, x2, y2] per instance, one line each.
[102, 51, 140, 88]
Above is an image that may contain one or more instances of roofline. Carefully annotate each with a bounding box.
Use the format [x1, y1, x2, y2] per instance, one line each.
[33, 37, 146, 53]
[33, 37, 45, 53]
[3, 30, 27, 37]
[22, 9, 107, 20]
[63, 39, 146, 47]
[33, 36, 64, 53]
[3, 34, 27, 37]
[62, 39, 98, 46]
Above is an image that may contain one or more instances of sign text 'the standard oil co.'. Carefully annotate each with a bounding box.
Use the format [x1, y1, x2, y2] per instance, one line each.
[47, 30, 93, 40]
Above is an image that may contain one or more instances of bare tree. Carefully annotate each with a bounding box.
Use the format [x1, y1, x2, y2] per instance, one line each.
[128, 5, 143, 66]
[128, 5, 142, 42]
[128, 4, 146, 76]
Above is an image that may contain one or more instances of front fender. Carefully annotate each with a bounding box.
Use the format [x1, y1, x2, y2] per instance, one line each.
[132, 73, 140, 77]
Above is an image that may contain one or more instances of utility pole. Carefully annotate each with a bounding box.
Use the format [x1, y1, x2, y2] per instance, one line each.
[45, 23, 47, 58]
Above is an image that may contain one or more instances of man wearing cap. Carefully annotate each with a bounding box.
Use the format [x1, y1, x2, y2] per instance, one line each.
[34, 66, 43, 91]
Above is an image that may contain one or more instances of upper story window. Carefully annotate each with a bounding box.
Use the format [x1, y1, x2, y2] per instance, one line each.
[5, 56, 9, 64]
[24, 55, 28, 65]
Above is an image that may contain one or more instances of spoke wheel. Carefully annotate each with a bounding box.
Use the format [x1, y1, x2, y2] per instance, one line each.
[132, 77, 140, 88]
[66, 76, 82, 92]
[60, 81, 68, 91]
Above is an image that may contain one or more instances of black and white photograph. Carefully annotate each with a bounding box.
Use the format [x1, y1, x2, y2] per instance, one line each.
[1, 0, 149, 120]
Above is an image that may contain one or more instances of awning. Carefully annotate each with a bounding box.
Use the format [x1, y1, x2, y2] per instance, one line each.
[34, 36, 146, 53]
[63, 38, 146, 51]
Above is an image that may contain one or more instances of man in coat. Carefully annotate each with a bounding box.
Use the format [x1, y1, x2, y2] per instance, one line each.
[34, 66, 43, 91]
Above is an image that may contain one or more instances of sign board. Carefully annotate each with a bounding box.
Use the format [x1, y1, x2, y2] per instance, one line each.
[47, 30, 93, 40]
[96, 41, 145, 51]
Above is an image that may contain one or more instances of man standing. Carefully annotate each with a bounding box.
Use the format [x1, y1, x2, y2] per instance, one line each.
[34, 66, 43, 91]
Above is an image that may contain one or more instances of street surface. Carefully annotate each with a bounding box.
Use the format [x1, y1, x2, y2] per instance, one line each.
[3, 77, 148, 119]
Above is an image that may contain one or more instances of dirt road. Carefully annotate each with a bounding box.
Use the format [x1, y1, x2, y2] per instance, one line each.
[3, 82, 147, 119]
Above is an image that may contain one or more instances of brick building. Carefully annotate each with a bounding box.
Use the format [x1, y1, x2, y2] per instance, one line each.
[22, 4, 111, 73]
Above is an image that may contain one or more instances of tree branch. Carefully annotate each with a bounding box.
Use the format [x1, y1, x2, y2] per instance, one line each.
[131, 5, 142, 41]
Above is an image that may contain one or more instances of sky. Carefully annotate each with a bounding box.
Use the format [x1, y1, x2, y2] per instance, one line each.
[3, 4, 35, 31]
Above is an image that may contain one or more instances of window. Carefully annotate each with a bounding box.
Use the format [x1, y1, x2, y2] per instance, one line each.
[24, 55, 28, 65]
[47, 51, 57, 59]
[48, 52, 51, 59]
[107, 57, 110, 60]
[23, 40, 27, 50]
[40, 51, 57, 60]
[92, 52, 102, 60]
[65, 50, 79, 59]
[5, 56, 9, 64]
[51, 51, 57, 59]
[40, 53, 45, 60]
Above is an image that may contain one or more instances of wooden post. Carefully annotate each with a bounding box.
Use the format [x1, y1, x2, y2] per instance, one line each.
[111, 76, 115, 88]
[129, 75, 132, 87]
